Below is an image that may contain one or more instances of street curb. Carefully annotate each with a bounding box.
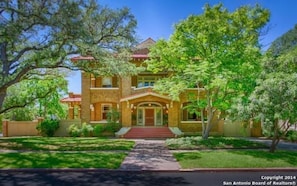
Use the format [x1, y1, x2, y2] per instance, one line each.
[0, 168, 296, 173]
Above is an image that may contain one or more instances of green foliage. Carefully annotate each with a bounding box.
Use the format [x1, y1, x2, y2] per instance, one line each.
[286, 130, 297, 142]
[68, 123, 94, 137]
[106, 109, 121, 132]
[147, 3, 270, 139]
[0, 0, 137, 115]
[68, 124, 82, 137]
[233, 42, 297, 152]
[268, 24, 297, 57]
[81, 123, 94, 137]
[36, 120, 59, 137]
[93, 125, 105, 137]
[4, 107, 36, 121]
[2, 70, 68, 118]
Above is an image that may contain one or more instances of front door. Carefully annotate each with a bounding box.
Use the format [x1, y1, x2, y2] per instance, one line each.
[145, 109, 154, 126]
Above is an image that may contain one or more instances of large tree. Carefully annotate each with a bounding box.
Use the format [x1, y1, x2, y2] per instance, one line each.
[267, 24, 297, 57]
[147, 4, 270, 139]
[234, 47, 297, 152]
[0, 0, 137, 114]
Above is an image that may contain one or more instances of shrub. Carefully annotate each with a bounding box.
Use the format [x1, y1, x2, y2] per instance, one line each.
[286, 130, 297, 142]
[81, 123, 94, 137]
[105, 109, 121, 133]
[68, 123, 94, 137]
[93, 125, 104, 137]
[68, 124, 82, 137]
[36, 119, 59, 137]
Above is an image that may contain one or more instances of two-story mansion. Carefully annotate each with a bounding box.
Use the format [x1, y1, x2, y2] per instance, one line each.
[70, 38, 223, 137]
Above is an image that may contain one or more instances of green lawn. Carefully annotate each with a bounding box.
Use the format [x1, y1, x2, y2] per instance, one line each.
[0, 137, 134, 169]
[166, 136, 268, 150]
[0, 152, 127, 169]
[0, 137, 135, 151]
[174, 150, 297, 168]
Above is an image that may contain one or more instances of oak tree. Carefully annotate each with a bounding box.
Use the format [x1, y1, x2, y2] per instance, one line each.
[0, 0, 137, 114]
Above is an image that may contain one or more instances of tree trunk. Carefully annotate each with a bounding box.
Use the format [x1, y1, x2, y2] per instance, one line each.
[269, 120, 280, 153]
[0, 89, 7, 114]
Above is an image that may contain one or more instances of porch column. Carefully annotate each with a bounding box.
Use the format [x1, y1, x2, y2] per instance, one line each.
[121, 101, 131, 127]
[81, 72, 91, 122]
[68, 106, 74, 119]
[168, 101, 179, 127]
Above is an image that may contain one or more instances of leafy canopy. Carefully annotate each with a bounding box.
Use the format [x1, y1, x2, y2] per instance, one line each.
[146, 3, 270, 139]
[0, 0, 137, 114]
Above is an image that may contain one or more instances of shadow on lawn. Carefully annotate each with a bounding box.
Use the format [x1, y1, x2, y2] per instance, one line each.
[229, 150, 297, 165]
[0, 137, 135, 151]
[0, 152, 127, 169]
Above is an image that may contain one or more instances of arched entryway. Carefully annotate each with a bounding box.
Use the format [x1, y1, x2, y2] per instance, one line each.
[136, 102, 163, 126]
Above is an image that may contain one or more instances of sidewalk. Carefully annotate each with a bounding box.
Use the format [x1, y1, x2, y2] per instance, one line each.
[244, 137, 297, 151]
[119, 139, 181, 171]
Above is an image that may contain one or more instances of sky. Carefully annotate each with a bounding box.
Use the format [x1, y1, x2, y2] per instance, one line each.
[67, 0, 297, 94]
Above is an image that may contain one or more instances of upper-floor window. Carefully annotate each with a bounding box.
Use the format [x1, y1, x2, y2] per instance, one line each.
[102, 77, 112, 88]
[137, 76, 160, 88]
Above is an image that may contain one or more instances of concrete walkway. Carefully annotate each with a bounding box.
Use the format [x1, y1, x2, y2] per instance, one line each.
[245, 137, 297, 151]
[120, 140, 181, 171]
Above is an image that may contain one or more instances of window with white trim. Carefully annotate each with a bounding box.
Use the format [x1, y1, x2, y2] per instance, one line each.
[102, 104, 112, 120]
[137, 76, 160, 88]
[102, 77, 112, 87]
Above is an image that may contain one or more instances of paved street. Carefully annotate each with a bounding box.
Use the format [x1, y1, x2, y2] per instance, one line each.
[0, 170, 296, 186]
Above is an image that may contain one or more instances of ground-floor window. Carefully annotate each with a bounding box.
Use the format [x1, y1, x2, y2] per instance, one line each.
[102, 104, 112, 120]
[182, 102, 206, 121]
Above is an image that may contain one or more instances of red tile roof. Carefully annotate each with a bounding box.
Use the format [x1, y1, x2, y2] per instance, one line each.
[60, 94, 81, 103]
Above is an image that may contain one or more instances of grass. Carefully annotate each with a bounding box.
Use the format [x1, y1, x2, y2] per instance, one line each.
[0, 137, 134, 169]
[166, 136, 268, 150]
[0, 137, 135, 151]
[174, 150, 297, 168]
[0, 152, 127, 169]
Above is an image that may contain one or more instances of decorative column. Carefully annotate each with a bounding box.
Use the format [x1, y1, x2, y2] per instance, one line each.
[81, 72, 91, 123]
[68, 105, 74, 120]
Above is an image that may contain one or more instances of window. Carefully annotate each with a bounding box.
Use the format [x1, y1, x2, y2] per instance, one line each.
[182, 102, 206, 121]
[102, 77, 112, 87]
[102, 104, 112, 120]
[137, 76, 160, 88]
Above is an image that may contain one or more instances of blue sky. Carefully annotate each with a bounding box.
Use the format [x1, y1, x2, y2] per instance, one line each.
[67, 0, 297, 93]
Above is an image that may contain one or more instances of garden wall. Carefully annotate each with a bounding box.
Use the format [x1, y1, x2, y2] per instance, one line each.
[54, 119, 82, 137]
[179, 120, 224, 136]
[223, 120, 251, 137]
[2, 119, 82, 137]
[2, 118, 43, 137]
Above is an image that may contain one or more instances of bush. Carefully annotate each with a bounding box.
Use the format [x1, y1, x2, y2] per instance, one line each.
[105, 122, 121, 133]
[68, 123, 94, 137]
[105, 109, 121, 133]
[93, 125, 104, 137]
[81, 123, 94, 137]
[286, 130, 297, 142]
[68, 124, 81, 137]
[36, 119, 59, 137]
